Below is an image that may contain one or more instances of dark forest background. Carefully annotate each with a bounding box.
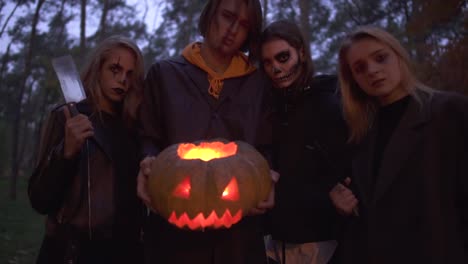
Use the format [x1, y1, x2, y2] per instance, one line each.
[0, 0, 467, 262]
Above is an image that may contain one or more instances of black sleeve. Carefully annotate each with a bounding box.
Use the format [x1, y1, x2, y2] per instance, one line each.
[255, 76, 274, 167]
[139, 62, 165, 158]
[28, 109, 79, 215]
[455, 95, 468, 253]
[459, 147, 468, 253]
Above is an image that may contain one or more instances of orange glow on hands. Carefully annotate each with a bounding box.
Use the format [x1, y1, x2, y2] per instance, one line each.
[221, 177, 239, 201]
[177, 142, 238, 161]
[172, 176, 191, 199]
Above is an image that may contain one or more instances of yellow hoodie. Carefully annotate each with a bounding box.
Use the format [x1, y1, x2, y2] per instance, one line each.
[182, 42, 256, 99]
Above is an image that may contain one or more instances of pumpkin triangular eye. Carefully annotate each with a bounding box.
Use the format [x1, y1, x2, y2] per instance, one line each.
[173, 176, 191, 199]
[221, 177, 239, 201]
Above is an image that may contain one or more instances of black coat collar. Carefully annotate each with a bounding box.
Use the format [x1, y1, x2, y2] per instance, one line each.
[76, 101, 114, 161]
[353, 91, 432, 206]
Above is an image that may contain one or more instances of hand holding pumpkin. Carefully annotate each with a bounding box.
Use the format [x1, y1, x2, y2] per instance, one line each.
[146, 139, 273, 230]
[329, 177, 359, 216]
[63, 106, 94, 159]
[137, 156, 158, 212]
[247, 169, 280, 216]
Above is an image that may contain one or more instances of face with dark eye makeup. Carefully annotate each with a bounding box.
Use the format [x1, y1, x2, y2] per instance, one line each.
[261, 39, 304, 89]
[346, 37, 407, 105]
[99, 46, 136, 113]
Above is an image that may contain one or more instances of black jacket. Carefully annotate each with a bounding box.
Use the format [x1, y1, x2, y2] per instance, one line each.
[29, 102, 143, 264]
[336, 91, 468, 263]
[140, 56, 272, 264]
[269, 75, 349, 243]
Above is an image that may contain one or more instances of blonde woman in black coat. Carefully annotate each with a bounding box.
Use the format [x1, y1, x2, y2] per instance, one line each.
[29, 36, 145, 264]
[330, 26, 468, 264]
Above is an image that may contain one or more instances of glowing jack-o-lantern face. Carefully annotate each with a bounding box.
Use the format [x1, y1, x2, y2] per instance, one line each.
[148, 139, 271, 230]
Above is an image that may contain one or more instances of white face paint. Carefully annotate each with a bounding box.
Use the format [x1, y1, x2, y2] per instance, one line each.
[261, 39, 303, 89]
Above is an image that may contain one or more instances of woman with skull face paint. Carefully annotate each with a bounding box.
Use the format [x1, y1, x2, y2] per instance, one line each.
[29, 36, 145, 264]
[328, 26, 468, 264]
[260, 20, 350, 263]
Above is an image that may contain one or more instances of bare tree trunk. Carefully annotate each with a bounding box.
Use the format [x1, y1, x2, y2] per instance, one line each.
[142, 0, 149, 23]
[0, 42, 11, 83]
[299, 0, 311, 54]
[0, 0, 22, 38]
[10, 0, 46, 200]
[30, 88, 51, 167]
[20, 0, 69, 172]
[18, 79, 36, 171]
[151, 0, 164, 30]
[179, 2, 195, 53]
[80, 0, 87, 56]
[263, 0, 268, 25]
[98, 0, 110, 41]
[57, 0, 67, 43]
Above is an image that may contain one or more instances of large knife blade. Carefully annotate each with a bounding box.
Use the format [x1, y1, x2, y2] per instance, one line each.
[52, 55, 93, 240]
[52, 55, 86, 116]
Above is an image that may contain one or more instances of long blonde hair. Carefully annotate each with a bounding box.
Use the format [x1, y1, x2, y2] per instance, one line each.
[338, 26, 432, 143]
[81, 35, 144, 128]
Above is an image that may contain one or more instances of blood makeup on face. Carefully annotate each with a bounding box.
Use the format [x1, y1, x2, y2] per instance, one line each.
[110, 57, 121, 75]
[109, 57, 123, 83]
[98, 47, 136, 113]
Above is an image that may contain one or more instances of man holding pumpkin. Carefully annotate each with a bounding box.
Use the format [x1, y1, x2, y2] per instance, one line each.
[137, 0, 277, 263]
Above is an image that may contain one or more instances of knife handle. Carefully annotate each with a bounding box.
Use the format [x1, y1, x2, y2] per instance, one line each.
[67, 103, 80, 117]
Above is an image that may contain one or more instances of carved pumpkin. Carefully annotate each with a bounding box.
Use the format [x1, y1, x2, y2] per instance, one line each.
[148, 138, 271, 230]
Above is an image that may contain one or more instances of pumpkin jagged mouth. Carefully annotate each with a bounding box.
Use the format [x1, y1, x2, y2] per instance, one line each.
[168, 209, 242, 229]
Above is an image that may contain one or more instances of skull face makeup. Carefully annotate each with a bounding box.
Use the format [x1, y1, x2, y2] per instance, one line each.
[261, 39, 304, 89]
